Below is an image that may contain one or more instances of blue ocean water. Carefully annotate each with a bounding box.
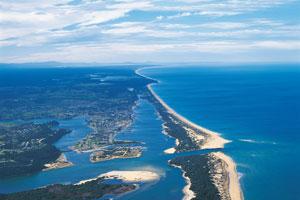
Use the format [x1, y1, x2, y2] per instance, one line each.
[1, 65, 299, 200]
[140, 65, 300, 200]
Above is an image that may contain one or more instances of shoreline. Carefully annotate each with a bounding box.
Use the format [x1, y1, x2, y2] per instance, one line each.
[136, 67, 242, 200]
[76, 170, 160, 185]
[170, 163, 196, 200]
[170, 153, 243, 200]
[212, 152, 244, 200]
[136, 67, 230, 151]
[147, 83, 230, 150]
[100, 170, 160, 183]
[43, 153, 73, 171]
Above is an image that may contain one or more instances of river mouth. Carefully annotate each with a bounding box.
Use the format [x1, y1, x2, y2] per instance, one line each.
[138, 65, 300, 200]
[0, 99, 187, 200]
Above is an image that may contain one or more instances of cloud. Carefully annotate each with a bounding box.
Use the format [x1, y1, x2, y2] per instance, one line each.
[0, 0, 299, 63]
[167, 12, 192, 19]
[144, 0, 296, 17]
[2, 40, 299, 63]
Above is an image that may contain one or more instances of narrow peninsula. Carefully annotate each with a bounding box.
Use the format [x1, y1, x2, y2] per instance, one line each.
[136, 68, 243, 200]
[146, 83, 230, 153]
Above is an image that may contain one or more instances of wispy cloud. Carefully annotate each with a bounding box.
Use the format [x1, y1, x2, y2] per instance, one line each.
[0, 0, 299, 62]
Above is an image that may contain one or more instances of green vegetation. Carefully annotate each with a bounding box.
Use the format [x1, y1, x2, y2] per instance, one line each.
[0, 67, 229, 200]
[170, 154, 221, 200]
[146, 92, 204, 152]
[0, 67, 153, 177]
[0, 121, 70, 178]
[0, 177, 136, 200]
[90, 146, 142, 162]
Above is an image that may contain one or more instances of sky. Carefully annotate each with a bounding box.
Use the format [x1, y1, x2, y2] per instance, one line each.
[0, 0, 299, 63]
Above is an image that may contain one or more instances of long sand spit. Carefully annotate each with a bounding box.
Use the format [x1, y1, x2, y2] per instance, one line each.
[147, 83, 242, 200]
[136, 68, 242, 200]
[147, 84, 230, 150]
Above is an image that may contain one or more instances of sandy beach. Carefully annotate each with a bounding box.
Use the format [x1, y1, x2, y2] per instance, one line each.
[136, 68, 242, 200]
[136, 67, 230, 150]
[100, 170, 160, 183]
[43, 153, 73, 171]
[212, 152, 243, 200]
[76, 177, 98, 185]
[77, 170, 160, 185]
[182, 174, 195, 200]
[170, 163, 196, 200]
[164, 147, 176, 154]
[147, 84, 230, 150]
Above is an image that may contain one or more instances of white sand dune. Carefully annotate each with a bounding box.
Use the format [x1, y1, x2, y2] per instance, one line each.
[76, 170, 160, 185]
[100, 170, 160, 183]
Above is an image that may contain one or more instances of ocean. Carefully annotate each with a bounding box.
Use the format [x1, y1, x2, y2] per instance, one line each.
[140, 64, 300, 200]
[0, 65, 299, 200]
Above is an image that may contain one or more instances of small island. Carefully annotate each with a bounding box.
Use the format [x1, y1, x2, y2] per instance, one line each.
[90, 146, 142, 163]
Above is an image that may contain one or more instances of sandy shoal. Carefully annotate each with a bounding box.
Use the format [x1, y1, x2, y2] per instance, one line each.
[77, 170, 160, 185]
[100, 170, 160, 183]
[164, 147, 176, 154]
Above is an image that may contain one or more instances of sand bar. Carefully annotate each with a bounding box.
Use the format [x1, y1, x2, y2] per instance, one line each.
[77, 170, 160, 185]
[136, 67, 230, 150]
[136, 68, 242, 199]
[147, 84, 230, 150]
[43, 153, 73, 171]
[100, 170, 160, 183]
[164, 147, 176, 154]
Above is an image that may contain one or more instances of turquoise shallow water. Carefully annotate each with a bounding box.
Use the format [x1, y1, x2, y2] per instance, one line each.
[140, 65, 300, 200]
